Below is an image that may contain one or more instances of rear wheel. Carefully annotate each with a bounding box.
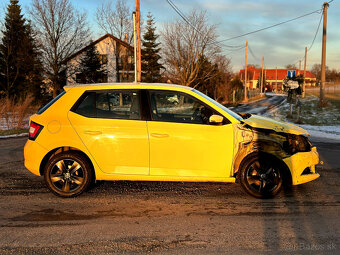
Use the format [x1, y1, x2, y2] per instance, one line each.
[44, 152, 92, 197]
[239, 153, 283, 198]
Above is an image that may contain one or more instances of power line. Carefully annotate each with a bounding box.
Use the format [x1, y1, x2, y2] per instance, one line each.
[307, 11, 323, 51]
[248, 44, 260, 61]
[214, 9, 322, 43]
[166, 0, 244, 50]
[290, 7, 324, 65]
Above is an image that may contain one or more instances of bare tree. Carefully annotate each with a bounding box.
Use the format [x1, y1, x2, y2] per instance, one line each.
[96, 0, 135, 82]
[30, 0, 89, 97]
[285, 64, 297, 69]
[161, 10, 220, 88]
[96, 0, 133, 44]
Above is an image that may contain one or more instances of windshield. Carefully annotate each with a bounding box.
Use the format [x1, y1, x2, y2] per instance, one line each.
[193, 89, 242, 121]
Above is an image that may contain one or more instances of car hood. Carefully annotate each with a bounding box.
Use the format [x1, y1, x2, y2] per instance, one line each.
[241, 114, 310, 136]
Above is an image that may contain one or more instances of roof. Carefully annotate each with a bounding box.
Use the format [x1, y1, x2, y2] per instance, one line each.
[239, 66, 316, 80]
[64, 82, 194, 91]
[65, 34, 134, 63]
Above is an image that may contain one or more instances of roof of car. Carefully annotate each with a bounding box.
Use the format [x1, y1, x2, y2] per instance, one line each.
[64, 82, 194, 91]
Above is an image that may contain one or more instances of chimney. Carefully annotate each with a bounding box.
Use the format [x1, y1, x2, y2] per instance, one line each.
[124, 33, 128, 43]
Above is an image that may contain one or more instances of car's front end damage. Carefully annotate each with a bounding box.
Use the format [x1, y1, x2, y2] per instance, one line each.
[233, 114, 320, 186]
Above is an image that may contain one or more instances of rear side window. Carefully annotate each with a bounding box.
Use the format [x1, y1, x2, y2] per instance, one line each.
[74, 92, 95, 117]
[73, 90, 141, 120]
[37, 91, 66, 114]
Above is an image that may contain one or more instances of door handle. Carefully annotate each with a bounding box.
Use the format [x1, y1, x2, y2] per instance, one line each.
[151, 133, 169, 138]
[84, 131, 102, 135]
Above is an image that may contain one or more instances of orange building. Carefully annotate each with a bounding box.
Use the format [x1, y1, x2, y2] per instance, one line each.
[239, 66, 316, 91]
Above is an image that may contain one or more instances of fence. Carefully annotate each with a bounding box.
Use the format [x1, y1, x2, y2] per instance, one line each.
[305, 83, 340, 96]
[227, 88, 262, 103]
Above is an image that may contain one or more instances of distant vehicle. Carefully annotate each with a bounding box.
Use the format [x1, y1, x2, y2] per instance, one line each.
[24, 83, 320, 198]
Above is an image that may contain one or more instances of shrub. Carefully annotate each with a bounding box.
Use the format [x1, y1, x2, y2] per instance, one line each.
[0, 96, 36, 130]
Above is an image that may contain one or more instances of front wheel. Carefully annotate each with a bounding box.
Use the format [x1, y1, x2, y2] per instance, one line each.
[44, 152, 92, 197]
[238, 153, 283, 198]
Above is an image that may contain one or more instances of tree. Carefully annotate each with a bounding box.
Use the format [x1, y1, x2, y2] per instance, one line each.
[192, 55, 233, 101]
[96, 0, 133, 45]
[77, 42, 107, 84]
[328, 69, 340, 82]
[230, 76, 244, 90]
[23, 23, 44, 100]
[141, 13, 163, 83]
[0, 0, 43, 102]
[96, 0, 134, 82]
[30, 0, 89, 97]
[285, 64, 297, 69]
[161, 10, 220, 88]
[311, 63, 332, 81]
[212, 55, 233, 101]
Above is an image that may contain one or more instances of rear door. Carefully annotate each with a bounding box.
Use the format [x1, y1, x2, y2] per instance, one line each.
[68, 89, 149, 175]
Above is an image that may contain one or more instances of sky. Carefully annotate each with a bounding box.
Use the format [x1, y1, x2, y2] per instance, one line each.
[1, 0, 339, 72]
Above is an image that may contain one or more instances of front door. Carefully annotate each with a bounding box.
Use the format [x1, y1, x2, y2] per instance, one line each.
[147, 90, 234, 178]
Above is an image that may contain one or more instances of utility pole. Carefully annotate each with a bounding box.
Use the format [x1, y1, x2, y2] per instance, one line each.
[303, 46, 307, 98]
[260, 56, 264, 96]
[136, 0, 142, 82]
[320, 2, 328, 106]
[298, 60, 301, 75]
[244, 40, 248, 102]
[133, 12, 137, 83]
[275, 67, 278, 93]
[264, 67, 267, 92]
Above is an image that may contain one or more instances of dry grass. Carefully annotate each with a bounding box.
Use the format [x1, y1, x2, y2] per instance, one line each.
[0, 96, 36, 130]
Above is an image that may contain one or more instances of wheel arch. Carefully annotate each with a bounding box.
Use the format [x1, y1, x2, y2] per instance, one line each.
[39, 147, 96, 181]
[237, 151, 292, 187]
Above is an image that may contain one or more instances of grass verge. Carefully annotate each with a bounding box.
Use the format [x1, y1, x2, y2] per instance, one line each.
[267, 94, 340, 126]
[0, 128, 28, 136]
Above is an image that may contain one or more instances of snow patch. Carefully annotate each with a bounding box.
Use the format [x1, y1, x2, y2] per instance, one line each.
[300, 125, 340, 141]
[0, 133, 28, 139]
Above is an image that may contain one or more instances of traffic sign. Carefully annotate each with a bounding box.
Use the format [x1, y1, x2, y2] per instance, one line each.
[287, 70, 296, 78]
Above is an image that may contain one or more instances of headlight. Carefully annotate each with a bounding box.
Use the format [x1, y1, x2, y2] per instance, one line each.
[284, 135, 311, 154]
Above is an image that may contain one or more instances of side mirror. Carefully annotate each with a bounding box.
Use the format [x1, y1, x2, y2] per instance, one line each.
[209, 114, 223, 124]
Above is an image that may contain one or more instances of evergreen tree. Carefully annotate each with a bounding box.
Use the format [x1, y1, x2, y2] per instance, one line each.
[77, 42, 107, 84]
[141, 13, 163, 83]
[0, 0, 43, 102]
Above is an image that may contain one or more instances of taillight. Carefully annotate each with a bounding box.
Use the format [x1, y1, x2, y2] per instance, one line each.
[29, 121, 43, 141]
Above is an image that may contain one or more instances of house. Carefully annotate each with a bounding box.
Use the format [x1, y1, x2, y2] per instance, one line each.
[239, 66, 317, 91]
[65, 34, 135, 85]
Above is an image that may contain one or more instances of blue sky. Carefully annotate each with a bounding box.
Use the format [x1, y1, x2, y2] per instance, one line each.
[1, 0, 339, 72]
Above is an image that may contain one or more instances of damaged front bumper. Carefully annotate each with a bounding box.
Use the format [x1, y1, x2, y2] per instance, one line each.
[283, 146, 320, 185]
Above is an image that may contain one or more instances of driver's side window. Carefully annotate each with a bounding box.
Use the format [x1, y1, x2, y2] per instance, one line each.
[149, 90, 214, 124]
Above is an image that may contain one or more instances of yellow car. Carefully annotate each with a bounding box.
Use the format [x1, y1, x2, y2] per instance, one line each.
[24, 83, 320, 198]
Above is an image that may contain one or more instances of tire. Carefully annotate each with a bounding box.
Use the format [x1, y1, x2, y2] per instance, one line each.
[238, 153, 283, 198]
[44, 152, 92, 198]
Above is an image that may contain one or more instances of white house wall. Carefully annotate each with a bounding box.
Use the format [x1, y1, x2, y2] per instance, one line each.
[66, 37, 125, 85]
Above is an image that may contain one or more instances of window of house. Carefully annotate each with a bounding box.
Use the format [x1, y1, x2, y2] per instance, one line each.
[76, 73, 85, 83]
[99, 54, 108, 65]
[97, 73, 108, 83]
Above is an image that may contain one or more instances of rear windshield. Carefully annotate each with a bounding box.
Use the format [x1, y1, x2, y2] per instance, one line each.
[37, 91, 66, 114]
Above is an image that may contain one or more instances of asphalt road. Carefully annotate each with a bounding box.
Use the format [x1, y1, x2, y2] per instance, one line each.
[0, 136, 339, 255]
